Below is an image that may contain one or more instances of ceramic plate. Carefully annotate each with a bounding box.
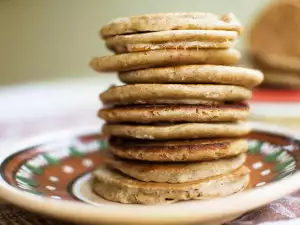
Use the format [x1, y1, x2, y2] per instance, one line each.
[0, 123, 299, 225]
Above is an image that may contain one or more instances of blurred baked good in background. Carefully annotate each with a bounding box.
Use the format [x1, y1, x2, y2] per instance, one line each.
[248, 0, 300, 89]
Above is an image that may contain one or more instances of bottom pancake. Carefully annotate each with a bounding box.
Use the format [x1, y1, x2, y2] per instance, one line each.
[92, 165, 250, 205]
[109, 137, 248, 162]
[105, 153, 246, 183]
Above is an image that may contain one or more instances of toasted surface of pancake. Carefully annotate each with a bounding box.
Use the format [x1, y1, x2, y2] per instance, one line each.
[105, 153, 246, 183]
[109, 137, 248, 161]
[103, 122, 250, 140]
[108, 40, 234, 53]
[100, 84, 251, 105]
[99, 103, 249, 123]
[100, 12, 242, 38]
[119, 65, 263, 88]
[249, 0, 300, 72]
[90, 49, 241, 72]
[106, 30, 237, 53]
[92, 165, 249, 204]
[103, 98, 223, 106]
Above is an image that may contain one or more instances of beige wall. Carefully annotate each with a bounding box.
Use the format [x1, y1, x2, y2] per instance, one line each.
[0, 0, 270, 85]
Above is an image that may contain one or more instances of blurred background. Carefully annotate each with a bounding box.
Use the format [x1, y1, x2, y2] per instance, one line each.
[0, 0, 270, 85]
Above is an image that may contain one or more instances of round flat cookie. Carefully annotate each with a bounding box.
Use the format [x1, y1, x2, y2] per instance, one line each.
[105, 153, 246, 183]
[119, 65, 263, 88]
[90, 48, 241, 72]
[92, 165, 249, 204]
[100, 84, 252, 105]
[98, 102, 249, 123]
[249, 0, 300, 71]
[109, 137, 248, 161]
[105, 30, 238, 53]
[100, 12, 242, 38]
[103, 122, 251, 140]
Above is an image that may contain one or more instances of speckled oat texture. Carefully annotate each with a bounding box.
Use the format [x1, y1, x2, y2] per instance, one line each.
[104, 152, 246, 183]
[109, 137, 248, 162]
[93, 166, 249, 204]
[100, 84, 252, 105]
[105, 30, 238, 53]
[90, 48, 241, 72]
[119, 65, 263, 88]
[91, 11, 263, 205]
[102, 122, 250, 140]
[100, 12, 242, 37]
[99, 102, 249, 123]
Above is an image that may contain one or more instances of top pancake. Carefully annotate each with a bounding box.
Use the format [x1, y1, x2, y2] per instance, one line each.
[119, 65, 263, 88]
[100, 12, 242, 38]
[249, 0, 300, 71]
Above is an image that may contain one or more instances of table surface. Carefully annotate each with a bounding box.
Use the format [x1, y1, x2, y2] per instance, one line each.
[1, 76, 300, 225]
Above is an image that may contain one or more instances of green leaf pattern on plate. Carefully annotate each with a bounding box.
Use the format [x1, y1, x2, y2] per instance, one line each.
[264, 151, 283, 162]
[98, 140, 108, 149]
[43, 154, 60, 165]
[24, 163, 43, 175]
[15, 175, 39, 187]
[14, 139, 102, 191]
[69, 146, 85, 157]
[248, 140, 263, 154]
[248, 139, 296, 179]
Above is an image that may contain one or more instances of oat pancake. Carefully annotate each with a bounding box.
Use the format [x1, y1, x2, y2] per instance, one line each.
[100, 84, 251, 105]
[92, 165, 249, 204]
[119, 65, 263, 88]
[249, 0, 300, 72]
[103, 122, 250, 140]
[105, 153, 246, 183]
[98, 102, 249, 123]
[108, 40, 234, 53]
[105, 30, 238, 53]
[90, 48, 241, 72]
[109, 137, 248, 161]
[100, 12, 242, 38]
[102, 99, 223, 106]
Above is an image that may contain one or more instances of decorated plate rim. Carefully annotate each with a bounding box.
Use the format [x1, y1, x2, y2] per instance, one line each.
[0, 122, 299, 224]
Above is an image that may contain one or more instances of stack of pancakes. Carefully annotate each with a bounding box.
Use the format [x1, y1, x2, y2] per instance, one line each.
[90, 12, 264, 204]
[249, 0, 300, 89]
